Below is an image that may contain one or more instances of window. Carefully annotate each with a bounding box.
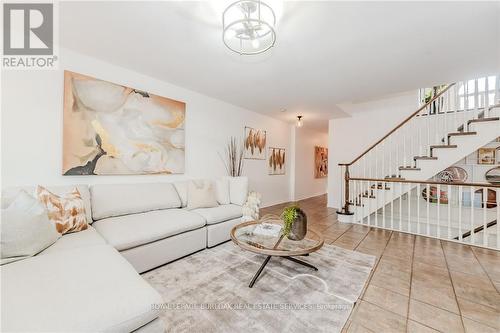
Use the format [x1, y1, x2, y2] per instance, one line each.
[458, 76, 498, 110]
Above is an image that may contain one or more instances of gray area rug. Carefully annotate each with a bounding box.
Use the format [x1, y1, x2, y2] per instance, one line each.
[143, 241, 376, 333]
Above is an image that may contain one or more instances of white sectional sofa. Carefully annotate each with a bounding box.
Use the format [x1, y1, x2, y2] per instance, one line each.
[1, 180, 248, 332]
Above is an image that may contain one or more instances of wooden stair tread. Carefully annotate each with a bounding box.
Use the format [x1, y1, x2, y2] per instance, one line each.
[448, 131, 477, 136]
[399, 167, 421, 171]
[414, 156, 438, 160]
[468, 117, 499, 124]
[430, 145, 457, 149]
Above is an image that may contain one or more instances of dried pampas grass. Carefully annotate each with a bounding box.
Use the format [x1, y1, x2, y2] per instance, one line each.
[220, 137, 244, 177]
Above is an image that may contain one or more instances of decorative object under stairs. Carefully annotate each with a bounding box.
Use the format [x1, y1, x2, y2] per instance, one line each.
[338, 75, 500, 250]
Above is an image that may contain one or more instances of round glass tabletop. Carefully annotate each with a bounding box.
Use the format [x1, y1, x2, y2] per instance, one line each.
[230, 220, 324, 256]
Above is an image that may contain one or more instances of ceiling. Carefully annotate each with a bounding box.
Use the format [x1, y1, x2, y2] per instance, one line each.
[60, 1, 500, 130]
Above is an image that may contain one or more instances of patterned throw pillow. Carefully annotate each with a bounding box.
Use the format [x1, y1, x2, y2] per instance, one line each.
[36, 186, 88, 234]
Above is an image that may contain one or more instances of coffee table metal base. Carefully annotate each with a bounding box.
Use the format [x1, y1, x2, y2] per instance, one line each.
[248, 255, 318, 288]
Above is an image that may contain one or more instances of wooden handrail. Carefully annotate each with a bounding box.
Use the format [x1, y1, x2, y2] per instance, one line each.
[348, 176, 500, 188]
[339, 83, 456, 167]
[454, 220, 497, 240]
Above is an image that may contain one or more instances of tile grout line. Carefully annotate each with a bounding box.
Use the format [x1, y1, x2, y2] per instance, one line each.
[470, 247, 500, 294]
[404, 234, 416, 333]
[440, 240, 467, 333]
[345, 231, 393, 330]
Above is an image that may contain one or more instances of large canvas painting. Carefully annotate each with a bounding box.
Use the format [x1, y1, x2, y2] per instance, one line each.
[268, 147, 285, 175]
[244, 127, 266, 159]
[314, 146, 328, 178]
[63, 71, 185, 175]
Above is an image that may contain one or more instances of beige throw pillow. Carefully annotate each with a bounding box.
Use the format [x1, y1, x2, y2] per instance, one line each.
[37, 186, 89, 234]
[1, 190, 60, 265]
[187, 180, 219, 210]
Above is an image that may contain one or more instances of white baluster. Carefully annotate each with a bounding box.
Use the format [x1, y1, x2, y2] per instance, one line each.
[403, 127, 407, 167]
[447, 184, 451, 240]
[426, 184, 430, 235]
[417, 184, 420, 235]
[470, 186, 475, 244]
[458, 185, 463, 241]
[483, 187, 487, 247]
[399, 182, 403, 232]
[391, 182, 394, 230]
[437, 184, 441, 238]
[407, 183, 411, 232]
[496, 188, 499, 249]
[368, 180, 371, 226]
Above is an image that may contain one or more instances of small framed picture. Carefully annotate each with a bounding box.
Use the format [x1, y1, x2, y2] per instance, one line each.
[478, 148, 495, 165]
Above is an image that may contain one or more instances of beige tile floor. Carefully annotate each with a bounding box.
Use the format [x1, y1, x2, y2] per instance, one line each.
[260, 195, 500, 333]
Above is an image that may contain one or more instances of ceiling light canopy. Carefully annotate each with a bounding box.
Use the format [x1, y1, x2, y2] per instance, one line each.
[222, 0, 276, 55]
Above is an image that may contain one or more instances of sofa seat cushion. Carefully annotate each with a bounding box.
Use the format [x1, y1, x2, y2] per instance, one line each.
[40, 226, 107, 255]
[192, 204, 243, 225]
[93, 209, 206, 251]
[1, 245, 162, 332]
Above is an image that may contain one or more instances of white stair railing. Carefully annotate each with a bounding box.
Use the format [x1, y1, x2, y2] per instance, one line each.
[338, 75, 500, 250]
[349, 178, 499, 250]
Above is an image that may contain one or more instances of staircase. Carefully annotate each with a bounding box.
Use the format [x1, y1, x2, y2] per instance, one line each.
[338, 76, 500, 250]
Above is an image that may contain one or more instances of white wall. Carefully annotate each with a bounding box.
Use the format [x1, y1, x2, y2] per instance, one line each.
[328, 91, 418, 209]
[1, 48, 292, 207]
[292, 127, 329, 201]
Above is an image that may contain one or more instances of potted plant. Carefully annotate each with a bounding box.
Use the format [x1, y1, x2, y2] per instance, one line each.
[281, 205, 307, 240]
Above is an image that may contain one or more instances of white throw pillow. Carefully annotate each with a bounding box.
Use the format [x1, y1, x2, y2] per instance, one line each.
[1, 190, 60, 265]
[187, 180, 219, 210]
[215, 178, 230, 205]
[173, 181, 189, 207]
[229, 176, 249, 206]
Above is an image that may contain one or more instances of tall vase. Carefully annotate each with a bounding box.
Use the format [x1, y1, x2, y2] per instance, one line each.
[288, 208, 307, 241]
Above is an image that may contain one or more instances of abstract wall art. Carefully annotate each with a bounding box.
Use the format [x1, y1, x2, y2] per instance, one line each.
[314, 146, 328, 178]
[268, 147, 285, 175]
[63, 71, 185, 175]
[244, 126, 266, 159]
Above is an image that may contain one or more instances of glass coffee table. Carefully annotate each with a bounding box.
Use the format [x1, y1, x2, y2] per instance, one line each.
[230, 220, 324, 288]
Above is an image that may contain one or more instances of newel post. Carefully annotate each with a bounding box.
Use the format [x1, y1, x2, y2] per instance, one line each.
[343, 165, 351, 214]
[337, 164, 354, 221]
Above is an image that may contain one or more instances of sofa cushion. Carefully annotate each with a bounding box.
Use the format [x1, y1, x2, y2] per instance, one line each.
[40, 226, 107, 255]
[0, 245, 162, 332]
[2, 185, 93, 225]
[92, 209, 206, 251]
[228, 177, 248, 205]
[192, 204, 243, 225]
[90, 183, 181, 220]
[173, 181, 188, 207]
[215, 178, 230, 205]
[1, 191, 60, 265]
[37, 186, 89, 234]
[186, 180, 218, 210]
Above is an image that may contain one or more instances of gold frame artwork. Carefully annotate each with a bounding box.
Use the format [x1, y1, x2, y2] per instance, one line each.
[244, 126, 267, 160]
[268, 147, 285, 175]
[315, 146, 328, 178]
[478, 148, 495, 165]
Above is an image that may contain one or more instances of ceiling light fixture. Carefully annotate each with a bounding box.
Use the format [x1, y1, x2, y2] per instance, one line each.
[222, 0, 276, 55]
[296, 116, 303, 127]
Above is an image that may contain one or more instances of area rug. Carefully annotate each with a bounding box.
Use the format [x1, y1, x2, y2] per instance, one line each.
[143, 241, 376, 333]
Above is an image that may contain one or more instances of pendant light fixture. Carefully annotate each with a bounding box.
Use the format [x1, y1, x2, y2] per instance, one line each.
[296, 115, 303, 127]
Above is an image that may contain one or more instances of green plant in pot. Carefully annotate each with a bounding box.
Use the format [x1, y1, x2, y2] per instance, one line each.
[281, 205, 307, 241]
